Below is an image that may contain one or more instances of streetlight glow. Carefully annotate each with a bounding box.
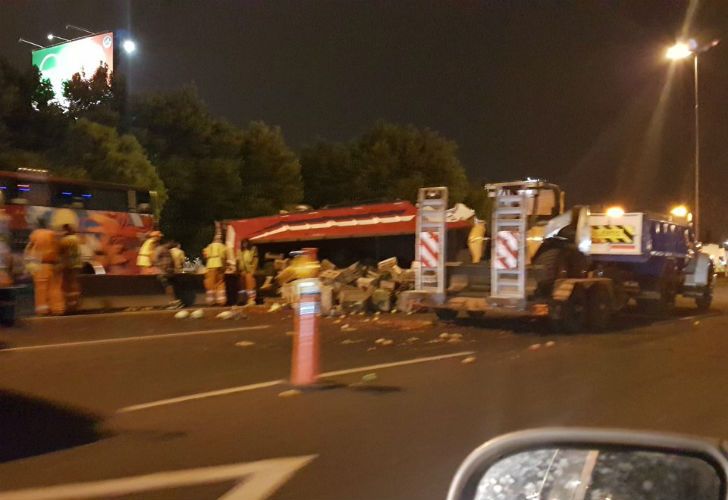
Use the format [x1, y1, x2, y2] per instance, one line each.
[666, 42, 692, 60]
[122, 39, 137, 54]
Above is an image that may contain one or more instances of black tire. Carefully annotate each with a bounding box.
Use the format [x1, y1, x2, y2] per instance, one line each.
[587, 284, 612, 331]
[467, 310, 485, 319]
[532, 247, 588, 297]
[435, 308, 458, 321]
[548, 285, 587, 333]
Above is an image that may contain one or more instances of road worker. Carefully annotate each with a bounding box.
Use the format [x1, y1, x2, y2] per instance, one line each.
[169, 241, 186, 273]
[24, 222, 64, 315]
[203, 232, 227, 305]
[137, 230, 162, 274]
[59, 224, 82, 312]
[156, 240, 182, 309]
[237, 239, 259, 305]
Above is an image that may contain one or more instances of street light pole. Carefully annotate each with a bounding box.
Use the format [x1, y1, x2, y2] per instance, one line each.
[693, 53, 700, 240]
[665, 39, 719, 242]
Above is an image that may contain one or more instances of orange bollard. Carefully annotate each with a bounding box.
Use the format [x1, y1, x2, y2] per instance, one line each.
[290, 278, 321, 386]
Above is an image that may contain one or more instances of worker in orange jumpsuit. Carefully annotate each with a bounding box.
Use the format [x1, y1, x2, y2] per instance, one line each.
[25, 224, 64, 315]
[59, 224, 82, 312]
[203, 233, 227, 305]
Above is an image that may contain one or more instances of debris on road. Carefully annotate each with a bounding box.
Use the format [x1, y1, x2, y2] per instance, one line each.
[374, 338, 394, 346]
[461, 356, 476, 364]
[341, 324, 357, 332]
[235, 340, 255, 347]
[190, 309, 205, 319]
[361, 373, 378, 383]
[278, 389, 301, 398]
[341, 339, 365, 344]
[406, 336, 420, 343]
[174, 310, 190, 319]
[545, 341, 556, 348]
[528, 343, 541, 351]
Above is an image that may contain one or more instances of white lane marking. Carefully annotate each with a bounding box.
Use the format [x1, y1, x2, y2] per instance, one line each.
[318, 350, 476, 377]
[117, 350, 475, 413]
[0, 455, 316, 500]
[1, 325, 271, 352]
[118, 379, 286, 413]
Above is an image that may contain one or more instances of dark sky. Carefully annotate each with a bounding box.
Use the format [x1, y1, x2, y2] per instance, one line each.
[2, 1, 727, 237]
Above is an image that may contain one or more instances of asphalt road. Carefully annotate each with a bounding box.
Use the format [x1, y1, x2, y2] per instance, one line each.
[0, 286, 727, 499]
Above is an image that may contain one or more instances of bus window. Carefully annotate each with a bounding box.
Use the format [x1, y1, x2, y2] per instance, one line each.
[7, 181, 51, 206]
[52, 185, 88, 209]
[135, 190, 152, 213]
[87, 188, 129, 212]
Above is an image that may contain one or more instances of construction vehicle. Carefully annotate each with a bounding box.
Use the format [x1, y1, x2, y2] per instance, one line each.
[414, 181, 713, 331]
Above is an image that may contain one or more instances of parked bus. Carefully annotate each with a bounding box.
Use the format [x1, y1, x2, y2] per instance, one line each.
[0, 169, 158, 277]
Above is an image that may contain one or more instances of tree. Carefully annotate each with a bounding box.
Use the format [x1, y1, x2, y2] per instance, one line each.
[300, 141, 360, 207]
[300, 122, 469, 207]
[60, 118, 166, 203]
[355, 122, 468, 203]
[62, 64, 126, 128]
[239, 121, 303, 215]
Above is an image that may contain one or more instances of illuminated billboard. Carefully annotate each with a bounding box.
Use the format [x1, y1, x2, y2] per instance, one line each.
[31, 32, 114, 105]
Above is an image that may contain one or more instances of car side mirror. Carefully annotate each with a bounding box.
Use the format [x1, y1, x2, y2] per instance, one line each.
[448, 428, 728, 500]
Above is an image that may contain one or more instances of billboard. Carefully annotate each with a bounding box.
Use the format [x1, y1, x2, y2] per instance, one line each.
[31, 32, 114, 105]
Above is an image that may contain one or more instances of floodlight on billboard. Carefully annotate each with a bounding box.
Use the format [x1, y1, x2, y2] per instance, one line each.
[31, 32, 114, 106]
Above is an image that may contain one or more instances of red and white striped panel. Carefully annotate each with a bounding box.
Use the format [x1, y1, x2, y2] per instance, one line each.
[494, 230, 520, 270]
[419, 231, 441, 268]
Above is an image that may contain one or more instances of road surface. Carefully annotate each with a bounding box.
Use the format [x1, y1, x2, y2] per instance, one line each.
[0, 286, 726, 499]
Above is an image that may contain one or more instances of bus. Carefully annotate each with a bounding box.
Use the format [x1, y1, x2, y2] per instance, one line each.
[0, 169, 158, 277]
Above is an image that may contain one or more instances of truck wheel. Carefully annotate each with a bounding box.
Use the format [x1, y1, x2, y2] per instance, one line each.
[695, 289, 712, 312]
[435, 308, 458, 321]
[549, 285, 587, 333]
[587, 284, 612, 331]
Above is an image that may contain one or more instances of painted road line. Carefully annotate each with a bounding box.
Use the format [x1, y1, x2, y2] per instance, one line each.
[117, 350, 476, 413]
[0, 455, 316, 500]
[118, 379, 286, 413]
[318, 350, 476, 377]
[1, 325, 271, 353]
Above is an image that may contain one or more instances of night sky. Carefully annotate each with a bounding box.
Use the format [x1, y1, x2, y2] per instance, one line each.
[2, 1, 727, 237]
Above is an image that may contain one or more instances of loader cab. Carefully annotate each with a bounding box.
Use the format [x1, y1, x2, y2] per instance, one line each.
[485, 180, 564, 262]
[485, 180, 563, 223]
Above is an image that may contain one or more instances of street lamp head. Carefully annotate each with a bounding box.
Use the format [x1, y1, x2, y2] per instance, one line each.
[666, 41, 693, 60]
[46, 33, 54, 41]
[122, 39, 137, 54]
[670, 205, 689, 218]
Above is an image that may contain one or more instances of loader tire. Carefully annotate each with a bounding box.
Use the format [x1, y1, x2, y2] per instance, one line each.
[435, 308, 458, 321]
[587, 283, 612, 331]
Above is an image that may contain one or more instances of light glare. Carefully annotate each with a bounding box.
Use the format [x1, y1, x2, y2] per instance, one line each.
[606, 206, 625, 218]
[122, 39, 136, 54]
[666, 42, 692, 60]
[670, 205, 688, 218]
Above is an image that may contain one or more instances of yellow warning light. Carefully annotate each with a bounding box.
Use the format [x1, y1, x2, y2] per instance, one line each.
[670, 205, 689, 218]
[605, 206, 625, 218]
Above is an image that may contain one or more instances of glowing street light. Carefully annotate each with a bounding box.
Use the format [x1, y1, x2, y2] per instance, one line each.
[122, 39, 137, 54]
[664, 38, 719, 241]
[46, 33, 70, 42]
[666, 41, 692, 60]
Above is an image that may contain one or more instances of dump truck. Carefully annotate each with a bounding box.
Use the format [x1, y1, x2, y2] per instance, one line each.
[414, 181, 713, 331]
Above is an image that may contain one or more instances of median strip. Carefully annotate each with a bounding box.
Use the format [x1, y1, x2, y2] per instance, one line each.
[117, 350, 476, 413]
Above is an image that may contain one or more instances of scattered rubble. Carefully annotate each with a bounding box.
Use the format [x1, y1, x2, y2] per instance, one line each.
[235, 340, 255, 347]
[461, 356, 477, 364]
[174, 310, 190, 319]
[545, 341, 556, 348]
[190, 309, 205, 319]
[361, 373, 378, 383]
[528, 343, 541, 351]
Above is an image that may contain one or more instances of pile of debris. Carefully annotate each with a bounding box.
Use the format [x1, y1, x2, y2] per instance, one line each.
[276, 256, 417, 314]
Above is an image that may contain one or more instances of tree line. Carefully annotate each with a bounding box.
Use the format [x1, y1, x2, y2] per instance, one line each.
[0, 59, 483, 252]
